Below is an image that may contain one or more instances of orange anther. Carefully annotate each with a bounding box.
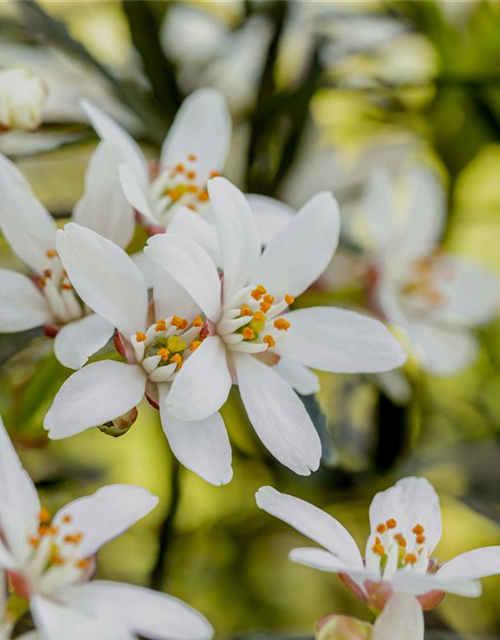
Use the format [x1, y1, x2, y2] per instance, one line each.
[394, 534, 407, 548]
[210, 170, 220, 178]
[175, 163, 185, 173]
[29, 536, 39, 547]
[386, 518, 397, 530]
[240, 306, 253, 316]
[61, 283, 72, 291]
[76, 558, 90, 570]
[188, 154, 197, 162]
[168, 188, 181, 201]
[251, 285, 267, 300]
[187, 204, 198, 212]
[260, 302, 271, 313]
[242, 327, 255, 340]
[62, 514, 72, 524]
[48, 525, 59, 536]
[193, 315, 204, 327]
[46, 249, 57, 258]
[372, 542, 385, 557]
[412, 524, 424, 535]
[136, 332, 147, 342]
[416, 534, 426, 545]
[198, 191, 209, 202]
[187, 185, 198, 193]
[43, 269, 52, 279]
[64, 532, 83, 545]
[263, 294, 274, 305]
[285, 294, 295, 305]
[274, 318, 291, 331]
[253, 311, 265, 322]
[404, 553, 417, 565]
[171, 316, 188, 330]
[39, 508, 50, 523]
[157, 348, 170, 361]
[53, 555, 65, 565]
[263, 335, 276, 348]
[190, 340, 201, 351]
[171, 353, 183, 370]
[376, 524, 387, 534]
[186, 170, 197, 180]
[155, 320, 167, 332]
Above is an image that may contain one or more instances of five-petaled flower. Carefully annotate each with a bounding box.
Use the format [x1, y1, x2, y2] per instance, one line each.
[144, 176, 407, 476]
[352, 168, 499, 376]
[0, 415, 213, 640]
[256, 477, 500, 612]
[0, 146, 134, 370]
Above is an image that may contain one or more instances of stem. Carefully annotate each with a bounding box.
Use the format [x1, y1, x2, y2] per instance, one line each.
[148, 456, 181, 590]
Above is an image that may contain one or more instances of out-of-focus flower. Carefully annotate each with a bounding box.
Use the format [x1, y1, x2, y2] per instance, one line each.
[145, 177, 406, 476]
[0, 69, 46, 132]
[0, 146, 134, 369]
[0, 415, 213, 640]
[315, 593, 424, 640]
[351, 168, 499, 376]
[81, 88, 231, 232]
[256, 477, 500, 611]
[44, 223, 233, 486]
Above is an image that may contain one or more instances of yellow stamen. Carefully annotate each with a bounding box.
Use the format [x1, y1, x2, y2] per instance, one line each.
[260, 302, 271, 313]
[263, 335, 275, 348]
[62, 514, 72, 525]
[240, 306, 252, 316]
[186, 170, 197, 180]
[210, 170, 220, 178]
[412, 524, 424, 535]
[198, 191, 209, 202]
[61, 283, 72, 291]
[46, 249, 57, 258]
[187, 185, 198, 193]
[171, 353, 183, 370]
[175, 163, 185, 173]
[64, 532, 83, 545]
[168, 188, 182, 201]
[416, 534, 426, 544]
[394, 534, 406, 548]
[188, 154, 198, 162]
[136, 331, 147, 342]
[157, 348, 170, 361]
[29, 536, 39, 547]
[171, 315, 188, 330]
[376, 524, 387, 534]
[53, 555, 65, 566]
[386, 518, 397, 530]
[285, 294, 295, 305]
[76, 558, 90, 570]
[274, 318, 291, 331]
[242, 327, 255, 341]
[251, 285, 267, 300]
[193, 315, 204, 327]
[190, 340, 201, 351]
[155, 320, 167, 332]
[39, 508, 50, 524]
[404, 553, 417, 565]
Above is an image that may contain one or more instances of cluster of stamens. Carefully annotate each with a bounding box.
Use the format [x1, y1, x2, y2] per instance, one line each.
[40, 249, 83, 324]
[131, 315, 206, 382]
[147, 153, 219, 225]
[218, 284, 294, 353]
[366, 517, 429, 579]
[399, 253, 452, 314]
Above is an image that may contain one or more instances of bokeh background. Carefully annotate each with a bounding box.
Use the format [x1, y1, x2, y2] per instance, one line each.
[1, 1, 500, 638]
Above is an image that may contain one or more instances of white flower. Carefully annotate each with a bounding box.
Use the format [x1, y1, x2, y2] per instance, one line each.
[0, 145, 134, 370]
[81, 88, 231, 230]
[0, 69, 46, 132]
[256, 477, 500, 612]
[44, 222, 233, 486]
[144, 177, 406, 476]
[353, 168, 499, 376]
[0, 415, 213, 640]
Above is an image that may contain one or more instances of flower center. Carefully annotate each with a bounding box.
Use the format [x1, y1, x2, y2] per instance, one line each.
[398, 254, 452, 315]
[365, 518, 429, 580]
[217, 284, 294, 353]
[147, 153, 219, 225]
[41, 250, 84, 324]
[131, 314, 206, 382]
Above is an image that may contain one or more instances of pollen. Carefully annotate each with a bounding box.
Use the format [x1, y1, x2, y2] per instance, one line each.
[166, 336, 187, 353]
[171, 316, 188, 330]
[157, 348, 170, 361]
[240, 306, 252, 316]
[155, 320, 167, 332]
[251, 285, 267, 300]
[263, 335, 276, 348]
[46, 249, 57, 258]
[171, 353, 183, 370]
[188, 154, 197, 162]
[274, 318, 291, 331]
[242, 327, 255, 341]
[285, 295, 295, 305]
[190, 340, 201, 351]
[136, 332, 147, 342]
[404, 553, 417, 565]
[376, 524, 387, 534]
[193, 315, 204, 327]
[386, 518, 397, 530]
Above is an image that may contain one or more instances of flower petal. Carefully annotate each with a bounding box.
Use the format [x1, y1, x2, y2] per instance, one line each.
[153, 267, 200, 323]
[273, 358, 319, 395]
[145, 233, 221, 321]
[44, 361, 146, 439]
[246, 194, 295, 245]
[160, 87, 230, 183]
[159, 389, 233, 486]
[256, 486, 363, 567]
[0, 153, 57, 274]
[372, 594, 424, 640]
[369, 477, 442, 553]
[168, 207, 222, 266]
[52, 485, 158, 559]
[389, 569, 480, 598]
[119, 164, 156, 222]
[165, 336, 231, 421]
[360, 170, 396, 251]
[235, 355, 322, 475]
[73, 142, 135, 249]
[437, 546, 500, 581]
[54, 314, 115, 370]
[0, 268, 51, 331]
[289, 547, 360, 574]
[0, 415, 40, 563]
[57, 223, 149, 338]
[252, 191, 340, 298]
[276, 307, 407, 373]
[80, 99, 148, 187]
[62, 581, 214, 640]
[208, 177, 261, 304]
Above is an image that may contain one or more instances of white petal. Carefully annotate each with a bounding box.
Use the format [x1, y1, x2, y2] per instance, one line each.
[168, 207, 222, 266]
[246, 194, 295, 245]
[160, 88, 230, 183]
[0, 153, 57, 274]
[165, 336, 231, 421]
[80, 99, 148, 188]
[73, 142, 135, 249]
[153, 267, 200, 322]
[131, 251, 155, 289]
[159, 389, 232, 486]
[372, 593, 424, 640]
[119, 164, 156, 222]
[389, 569, 480, 598]
[208, 177, 261, 304]
[53, 485, 158, 558]
[54, 314, 115, 370]
[145, 233, 221, 321]
[360, 170, 396, 251]
[437, 546, 500, 581]
[44, 361, 146, 439]
[273, 358, 319, 395]
[289, 547, 360, 574]
[235, 354, 322, 475]
[62, 581, 214, 640]
[252, 191, 340, 298]
[276, 307, 407, 373]
[0, 415, 40, 563]
[256, 487, 363, 567]
[0, 268, 51, 331]
[369, 477, 442, 553]
[57, 223, 149, 338]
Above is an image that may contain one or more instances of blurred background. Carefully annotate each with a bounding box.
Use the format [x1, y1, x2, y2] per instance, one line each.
[1, 1, 500, 638]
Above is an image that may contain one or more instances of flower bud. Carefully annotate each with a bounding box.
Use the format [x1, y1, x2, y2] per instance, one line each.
[316, 614, 371, 640]
[98, 407, 138, 438]
[0, 68, 46, 131]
